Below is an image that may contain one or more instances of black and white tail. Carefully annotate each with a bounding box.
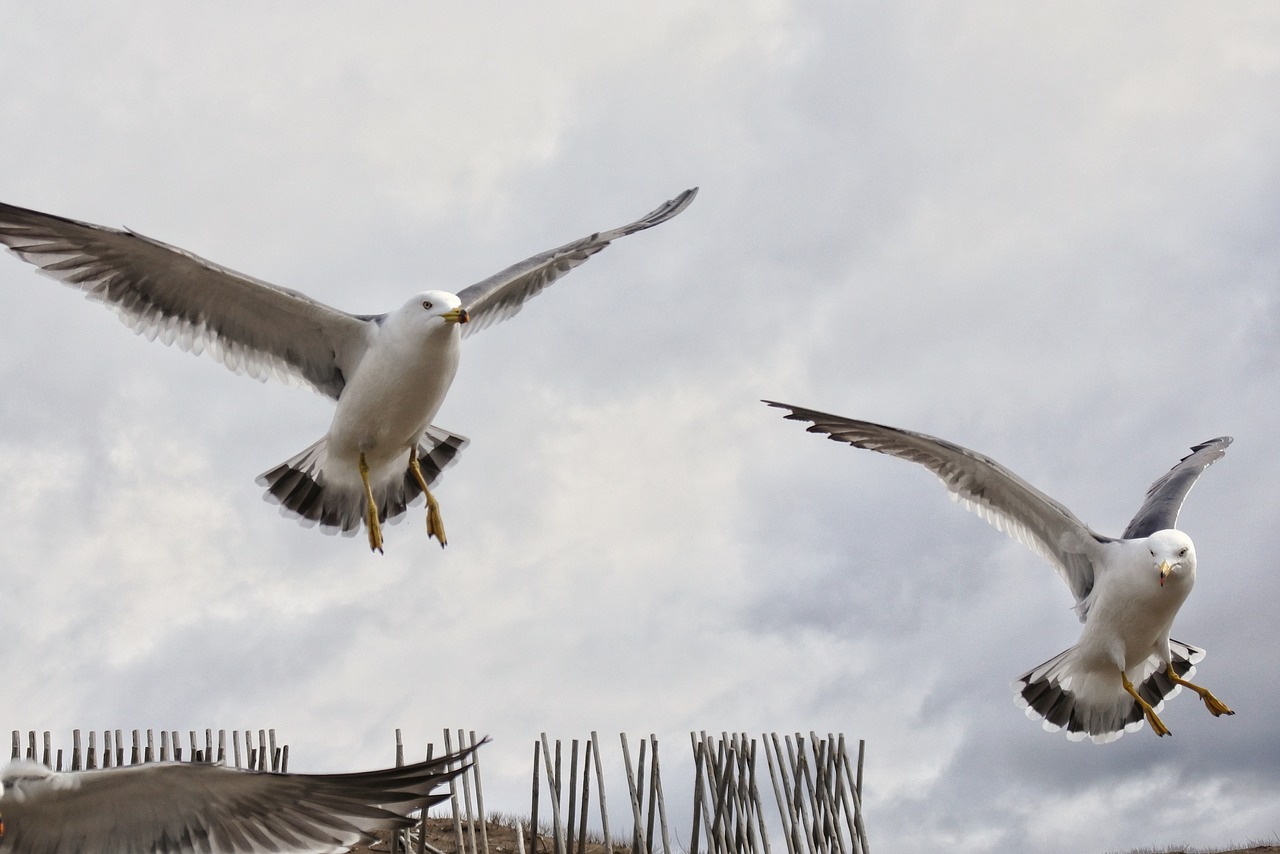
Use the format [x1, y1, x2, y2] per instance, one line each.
[256, 426, 469, 535]
[1012, 640, 1205, 743]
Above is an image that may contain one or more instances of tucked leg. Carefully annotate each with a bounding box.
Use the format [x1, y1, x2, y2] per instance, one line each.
[1167, 665, 1235, 717]
[359, 453, 384, 554]
[408, 448, 448, 548]
[1122, 672, 1171, 737]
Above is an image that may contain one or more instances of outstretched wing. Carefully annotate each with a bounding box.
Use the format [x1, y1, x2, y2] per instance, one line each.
[766, 401, 1106, 611]
[0, 743, 482, 853]
[0, 201, 371, 399]
[1121, 436, 1233, 539]
[456, 187, 697, 335]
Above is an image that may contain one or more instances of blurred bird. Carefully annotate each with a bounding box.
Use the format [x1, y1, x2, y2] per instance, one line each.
[0, 741, 481, 853]
[767, 400, 1235, 743]
[0, 189, 696, 551]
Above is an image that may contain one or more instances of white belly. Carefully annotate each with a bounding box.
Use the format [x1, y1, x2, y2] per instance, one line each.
[1076, 541, 1193, 672]
[326, 331, 461, 473]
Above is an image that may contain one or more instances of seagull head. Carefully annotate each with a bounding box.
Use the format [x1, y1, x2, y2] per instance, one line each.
[401, 290, 469, 330]
[1147, 529, 1196, 588]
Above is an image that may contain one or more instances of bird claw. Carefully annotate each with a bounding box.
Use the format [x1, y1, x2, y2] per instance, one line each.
[427, 514, 447, 548]
[425, 496, 448, 548]
[1200, 692, 1234, 717]
[409, 452, 448, 548]
[1145, 710, 1172, 737]
[359, 452, 385, 554]
[366, 508, 385, 554]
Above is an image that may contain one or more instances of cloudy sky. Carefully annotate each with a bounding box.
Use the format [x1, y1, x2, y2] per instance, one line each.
[2, 3, 1278, 852]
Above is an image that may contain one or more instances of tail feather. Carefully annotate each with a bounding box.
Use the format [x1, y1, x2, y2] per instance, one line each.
[1011, 640, 1205, 743]
[257, 427, 470, 535]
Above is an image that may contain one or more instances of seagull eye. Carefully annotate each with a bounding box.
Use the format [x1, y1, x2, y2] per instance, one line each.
[1178, 547, 1187, 557]
[422, 300, 434, 310]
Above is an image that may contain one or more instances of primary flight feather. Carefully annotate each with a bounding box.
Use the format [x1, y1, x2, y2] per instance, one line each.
[0, 741, 481, 853]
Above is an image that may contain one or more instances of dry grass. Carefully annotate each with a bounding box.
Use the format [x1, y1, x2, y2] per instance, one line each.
[349, 816, 639, 854]
[1115, 843, 1280, 854]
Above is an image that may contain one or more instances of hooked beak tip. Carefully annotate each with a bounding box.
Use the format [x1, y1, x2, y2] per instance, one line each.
[1158, 560, 1172, 587]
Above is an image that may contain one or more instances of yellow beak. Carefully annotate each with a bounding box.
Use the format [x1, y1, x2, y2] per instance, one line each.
[1158, 560, 1172, 587]
[443, 306, 470, 324]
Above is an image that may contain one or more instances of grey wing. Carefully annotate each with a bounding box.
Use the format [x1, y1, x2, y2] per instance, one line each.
[767, 401, 1106, 612]
[1121, 436, 1233, 539]
[1, 746, 479, 853]
[0, 201, 372, 399]
[455, 187, 697, 335]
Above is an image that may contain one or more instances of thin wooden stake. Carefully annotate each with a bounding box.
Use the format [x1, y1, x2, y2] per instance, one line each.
[651, 736, 672, 854]
[469, 730, 490, 854]
[566, 740, 580, 854]
[446, 730, 466, 854]
[590, 732, 612, 854]
[530, 740, 542, 854]
[460, 730, 479, 854]
[689, 735, 706, 854]
[576, 739, 593, 854]
[618, 734, 648, 854]
[540, 734, 567, 854]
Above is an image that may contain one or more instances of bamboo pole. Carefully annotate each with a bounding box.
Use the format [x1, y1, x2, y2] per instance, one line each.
[590, 732, 612, 854]
[808, 734, 840, 854]
[644, 738, 658, 854]
[832, 737, 858, 854]
[460, 730, 479, 854]
[689, 735, 707, 854]
[469, 730, 490, 854]
[529, 740, 541, 854]
[842, 739, 868, 854]
[634, 738, 648, 854]
[540, 734, 567, 854]
[767, 733, 800, 854]
[651, 736, 672, 854]
[566, 740, 580, 854]
[576, 738, 593, 854]
[446, 730, 467, 854]
[618, 734, 648, 854]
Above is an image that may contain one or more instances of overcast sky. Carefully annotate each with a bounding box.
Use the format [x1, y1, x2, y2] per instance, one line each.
[1, 3, 1278, 852]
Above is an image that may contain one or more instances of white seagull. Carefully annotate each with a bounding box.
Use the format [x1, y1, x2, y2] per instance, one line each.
[767, 400, 1235, 743]
[0, 743, 479, 853]
[0, 189, 697, 551]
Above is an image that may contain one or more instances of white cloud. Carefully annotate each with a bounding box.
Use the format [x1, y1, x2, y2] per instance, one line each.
[1, 3, 1278, 852]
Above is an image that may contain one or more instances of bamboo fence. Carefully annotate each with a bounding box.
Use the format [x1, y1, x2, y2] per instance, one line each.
[9, 728, 288, 772]
[5, 728, 867, 854]
[422, 731, 868, 854]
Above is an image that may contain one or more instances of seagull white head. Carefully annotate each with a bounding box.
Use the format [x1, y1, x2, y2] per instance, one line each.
[401, 289, 469, 329]
[1148, 528, 1196, 588]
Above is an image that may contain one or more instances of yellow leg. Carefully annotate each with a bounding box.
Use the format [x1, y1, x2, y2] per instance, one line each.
[1167, 664, 1235, 717]
[1122, 672, 1171, 737]
[408, 449, 448, 548]
[359, 453, 384, 554]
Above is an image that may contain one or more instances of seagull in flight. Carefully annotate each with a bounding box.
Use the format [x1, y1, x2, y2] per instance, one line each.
[0, 742, 480, 853]
[767, 400, 1235, 743]
[0, 188, 697, 551]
